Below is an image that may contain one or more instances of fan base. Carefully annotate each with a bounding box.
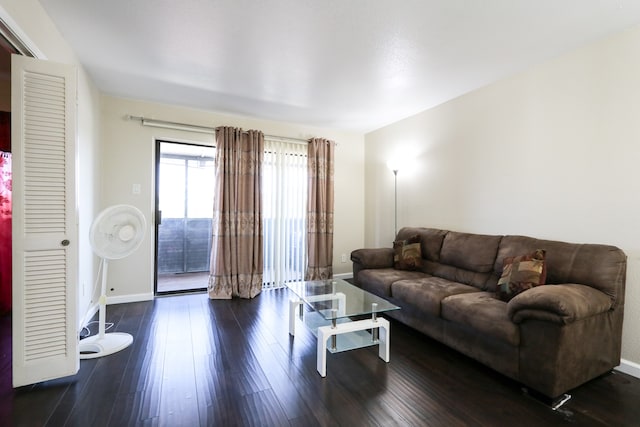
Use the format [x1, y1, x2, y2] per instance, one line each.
[79, 332, 133, 359]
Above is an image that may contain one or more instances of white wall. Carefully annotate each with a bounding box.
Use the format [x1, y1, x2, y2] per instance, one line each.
[0, 0, 102, 327]
[365, 25, 640, 368]
[100, 95, 365, 301]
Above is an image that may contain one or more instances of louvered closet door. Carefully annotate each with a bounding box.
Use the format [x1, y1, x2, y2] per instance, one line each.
[11, 55, 78, 387]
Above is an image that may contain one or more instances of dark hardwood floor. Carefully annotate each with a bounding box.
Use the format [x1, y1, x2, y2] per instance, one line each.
[2, 289, 640, 426]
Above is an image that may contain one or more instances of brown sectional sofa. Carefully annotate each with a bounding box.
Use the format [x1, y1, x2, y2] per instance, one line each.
[351, 227, 627, 399]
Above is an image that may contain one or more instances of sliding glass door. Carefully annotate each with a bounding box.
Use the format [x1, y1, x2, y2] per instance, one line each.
[155, 141, 215, 294]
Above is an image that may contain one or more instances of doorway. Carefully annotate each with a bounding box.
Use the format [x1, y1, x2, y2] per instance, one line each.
[155, 140, 215, 294]
[1, 18, 35, 315]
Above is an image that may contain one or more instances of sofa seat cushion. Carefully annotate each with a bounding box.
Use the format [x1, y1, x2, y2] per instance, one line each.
[441, 292, 520, 346]
[357, 268, 428, 298]
[392, 277, 479, 317]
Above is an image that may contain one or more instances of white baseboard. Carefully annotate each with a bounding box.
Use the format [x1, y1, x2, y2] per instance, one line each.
[106, 292, 154, 305]
[79, 293, 153, 329]
[334, 272, 353, 280]
[615, 359, 640, 379]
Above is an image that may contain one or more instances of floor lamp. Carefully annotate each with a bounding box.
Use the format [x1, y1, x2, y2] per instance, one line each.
[392, 168, 398, 237]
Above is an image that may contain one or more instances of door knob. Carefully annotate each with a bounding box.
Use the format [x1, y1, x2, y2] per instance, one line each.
[61, 239, 70, 246]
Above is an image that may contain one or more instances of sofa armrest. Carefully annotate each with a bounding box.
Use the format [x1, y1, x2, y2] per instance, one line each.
[507, 284, 612, 325]
[350, 248, 394, 269]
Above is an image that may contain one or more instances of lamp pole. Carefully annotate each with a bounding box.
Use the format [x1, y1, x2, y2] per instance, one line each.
[393, 169, 398, 237]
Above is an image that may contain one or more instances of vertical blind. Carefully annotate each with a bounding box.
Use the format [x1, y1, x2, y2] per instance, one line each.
[262, 138, 307, 289]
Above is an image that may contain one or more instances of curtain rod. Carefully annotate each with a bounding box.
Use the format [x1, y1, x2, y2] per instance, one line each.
[127, 115, 309, 144]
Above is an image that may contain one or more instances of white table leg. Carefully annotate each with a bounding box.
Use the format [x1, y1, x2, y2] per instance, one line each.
[317, 326, 329, 377]
[289, 298, 302, 336]
[315, 317, 391, 377]
[378, 319, 390, 362]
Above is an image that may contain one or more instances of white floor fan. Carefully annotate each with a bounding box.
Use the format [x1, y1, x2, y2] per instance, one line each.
[79, 204, 146, 359]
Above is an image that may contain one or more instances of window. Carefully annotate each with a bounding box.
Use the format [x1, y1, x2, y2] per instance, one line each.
[262, 139, 307, 288]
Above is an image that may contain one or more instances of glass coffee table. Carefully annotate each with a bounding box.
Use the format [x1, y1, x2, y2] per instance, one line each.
[287, 279, 400, 377]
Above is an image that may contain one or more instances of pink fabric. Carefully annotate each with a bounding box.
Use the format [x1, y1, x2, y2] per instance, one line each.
[0, 112, 9, 152]
[0, 151, 11, 314]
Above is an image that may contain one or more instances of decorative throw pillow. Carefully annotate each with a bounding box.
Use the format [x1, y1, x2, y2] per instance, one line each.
[496, 249, 547, 302]
[393, 235, 422, 271]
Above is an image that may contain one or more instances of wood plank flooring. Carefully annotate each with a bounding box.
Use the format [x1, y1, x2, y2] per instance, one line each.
[2, 289, 640, 426]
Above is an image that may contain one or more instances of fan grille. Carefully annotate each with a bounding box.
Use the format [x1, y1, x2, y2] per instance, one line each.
[90, 205, 146, 260]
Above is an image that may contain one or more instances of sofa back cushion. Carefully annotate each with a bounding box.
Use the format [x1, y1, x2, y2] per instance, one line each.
[495, 236, 627, 307]
[430, 231, 503, 289]
[440, 231, 502, 273]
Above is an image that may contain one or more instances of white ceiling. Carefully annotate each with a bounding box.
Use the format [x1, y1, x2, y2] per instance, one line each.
[38, 0, 640, 133]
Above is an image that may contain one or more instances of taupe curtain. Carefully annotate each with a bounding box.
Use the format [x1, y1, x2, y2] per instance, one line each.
[305, 138, 335, 280]
[208, 127, 264, 299]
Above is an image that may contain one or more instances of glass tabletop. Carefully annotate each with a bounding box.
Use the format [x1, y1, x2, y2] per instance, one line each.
[286, 279, 400, 320]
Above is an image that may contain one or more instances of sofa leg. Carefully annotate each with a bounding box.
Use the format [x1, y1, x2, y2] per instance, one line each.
[521, 387, 572, 410]
[550, 393, 572, 410]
